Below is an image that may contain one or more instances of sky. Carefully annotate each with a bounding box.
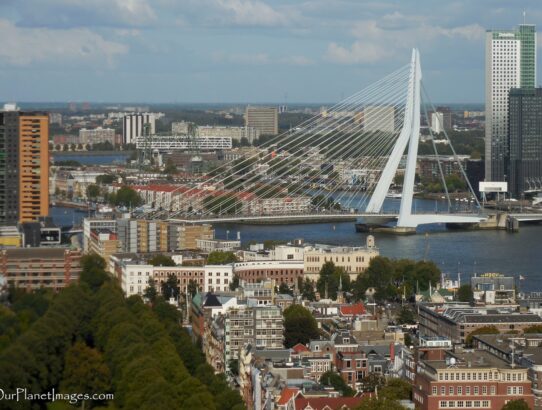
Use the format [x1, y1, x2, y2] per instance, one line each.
[1, 0, 542, 104]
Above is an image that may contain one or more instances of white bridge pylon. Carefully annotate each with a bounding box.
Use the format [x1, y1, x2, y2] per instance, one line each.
[365, 48, 486, 228]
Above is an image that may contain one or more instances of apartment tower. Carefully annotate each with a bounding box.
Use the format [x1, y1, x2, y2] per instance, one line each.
[245, 106, 278, 136]
[0, 105, 49, 224]
[485, 24, 536, 182]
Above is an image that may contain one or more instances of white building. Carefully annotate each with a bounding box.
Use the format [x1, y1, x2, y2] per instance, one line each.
[198, 126, 260, 144]
[430, 112, 444, 135]
[485, 24, 536, 181]
[135, 135, 232, 151]
[123, 113, 157, 144]
[205, 265, 234, 292]
[83, 218, 117, 252]
[79, 127, 116, 145]
[196, 238, 241, 253]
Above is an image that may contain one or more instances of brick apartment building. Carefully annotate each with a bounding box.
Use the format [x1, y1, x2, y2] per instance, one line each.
[412, 348, 534, 410]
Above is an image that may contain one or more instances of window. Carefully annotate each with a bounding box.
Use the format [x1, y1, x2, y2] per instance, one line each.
[482, 401, 489, 408]
[449, 387, 454, 395]
[457, 387, 462, 395]
[474, 387, 479, 395]
[433, 386, 438, 395]
[440, 401, 448, 408]
[441, 387, 446, 395]
[490, 386, 496, 395]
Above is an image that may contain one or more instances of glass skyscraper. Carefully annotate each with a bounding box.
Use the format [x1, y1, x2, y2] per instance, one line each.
[485, 24, 536, 182]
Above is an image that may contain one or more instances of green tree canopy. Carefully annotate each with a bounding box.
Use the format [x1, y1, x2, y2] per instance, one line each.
[396, 306, 416, 325]
[96, 174, 116, 185]
[161, 274, 180, 300]
[523, 324, 542, 334]
[320, 370, 354, 396]
[316, 261, 350, 300]
[86, 184, 100, 200]
[148, 254, 176, 267]
[355, 397, 405, 410]
[457, 284, 473, 302]
[80, 253, 110, 291]
[360, 373, 386, 393]
[283, 304, 319, 348]
[112, 186, 143, 208]
[207, 251, 238, 265]
[380, 378, 412, 401]
[501, 399, 531, 410]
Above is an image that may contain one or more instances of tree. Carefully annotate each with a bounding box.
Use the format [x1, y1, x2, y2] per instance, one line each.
[79, 254, 109, 291]
[523, 324, 542, 334]
[353, 256, 396, 302]
[161, 274, 180, 300]
[316, 261, 350, 300]
[143, 278, 158, 304]
[202, 194, 241, 215]
[61, 341, 111, 408]
[360, 373, 386, 393]
[187, 279, 199, 297]
[355, 397, 405, 410]
[96, 174, 116, 185]
[501, 400, 531, 410]
[299, 278, 316, 301]
[278, 282, 293, 295]
[396, 306, 416, 325]
[148, 254, 176, 267]
[320, 370, 354, 396]
[163, 159, 178, 175]
[465, 325, 499, 347]
[207, 251, 238, 265]
[457, 284, 473, 302]
[86, 184, 100, 200]
[283, 305, 319, 348]
[229, 274, 240, 291]
[380, 378, 411, 401]
[113, 186, 143, 208]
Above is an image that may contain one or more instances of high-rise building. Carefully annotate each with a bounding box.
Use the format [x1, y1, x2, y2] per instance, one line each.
[363, 106, 396, 132]
[79, 127, 116, 145]
[508, 88, 542, 198]
[0, 105, 49, 224]
[431, 112, 444, 134]
[122, 113, 156, 144]
[485, 24, 536, 182]
[245, 106, 278, 136]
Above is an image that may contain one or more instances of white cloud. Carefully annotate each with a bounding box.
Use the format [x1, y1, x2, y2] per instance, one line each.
[283, 55, 314, 66]
[212, 51, 314, 66]
[0, 19, 128, 66]
[326, 18, 484, 64]
[213, 0, 289, 26]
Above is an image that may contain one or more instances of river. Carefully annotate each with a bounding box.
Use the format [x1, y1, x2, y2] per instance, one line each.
[50, 195, 542, 291]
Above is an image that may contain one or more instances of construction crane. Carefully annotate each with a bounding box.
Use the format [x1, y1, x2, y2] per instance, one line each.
[187, 122, 202, 174]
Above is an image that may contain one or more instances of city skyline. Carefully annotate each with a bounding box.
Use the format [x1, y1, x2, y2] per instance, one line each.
[1, 1, 542, 104]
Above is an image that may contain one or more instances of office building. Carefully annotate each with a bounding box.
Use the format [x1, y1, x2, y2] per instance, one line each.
[508, 87, 542, 197]
[412, 348, 534, 410]
[0, 248, 82, 292]
[224, 305, 283, 363]
[198, 126, 260, 144]
[431, 112, 444, 134]
[0, 105, 49, 224]
[122, 113, 156, 144]
[485, 24, 536, 182]
[245, 106, 278, 136]
[79, 127, 116, 145]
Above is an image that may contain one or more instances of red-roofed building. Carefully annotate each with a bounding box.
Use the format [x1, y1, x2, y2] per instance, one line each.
[293, 395, 367, 410]
[292, 343, 310, 354]
[277, 387, 300, 409]
[339, 303, 366, 318]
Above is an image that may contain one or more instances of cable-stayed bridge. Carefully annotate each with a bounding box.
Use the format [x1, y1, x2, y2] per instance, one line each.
[140, 49, 487, 231]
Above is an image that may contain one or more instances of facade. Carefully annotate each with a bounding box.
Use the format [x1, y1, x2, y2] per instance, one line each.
[508, 87, 542, 197]
[412, 349, 534, 410]
[418, 155, 469, 182]
[0, 248, 82, 291]
[83, 218, 117, 252]
[198, 126, 260, 144]
[135, 135, 233, 151]
[196, 238, 241, 253]
[485, 24, 536, 182]
[431, 112, 444, 134]
[304, 236, 379, 281]
[87, 230, 120, 266]
[176, 224, 214, 250]
[418, 304, 542, 344]
[233, 261, 304, 285]
[122, 113, 156, 144]
[245, 106, 278, 136]
[474, 334, 542, 407]
[471, 274, 516, 305]
[0, 107, 50, 224]
[79, 127, 116, 145]
[224, 305, 283, 363]
[116, 219, 169, 253]
[204, 265, 233, 292]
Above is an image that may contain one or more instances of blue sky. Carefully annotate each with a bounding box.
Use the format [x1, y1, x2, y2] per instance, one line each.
[1, 0, 541, 104]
